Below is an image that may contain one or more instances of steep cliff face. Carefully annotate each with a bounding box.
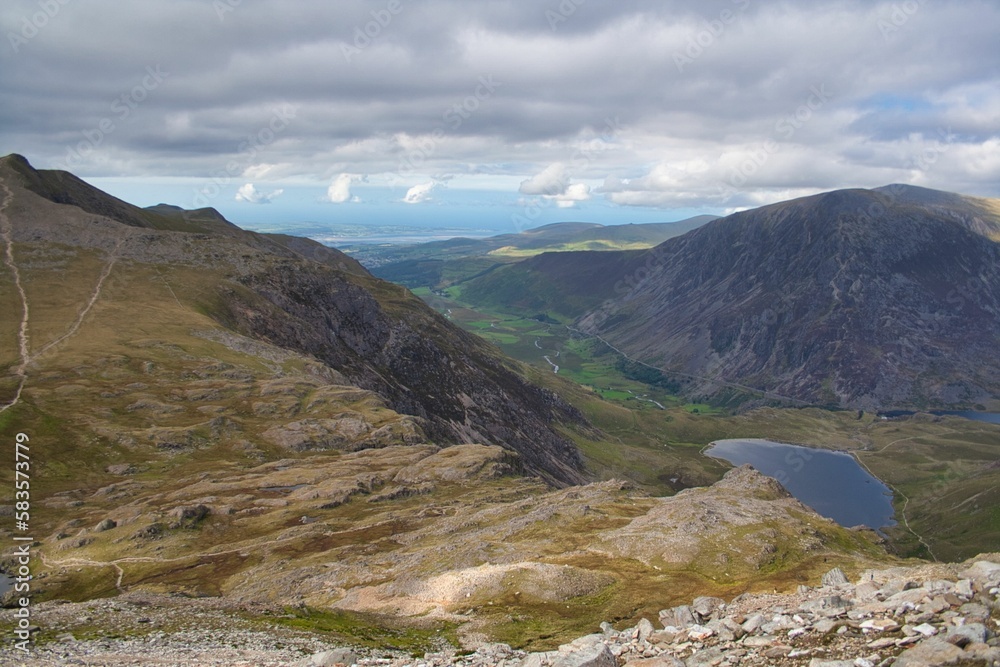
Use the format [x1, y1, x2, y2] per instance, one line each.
[217, 264, 586, 484]
[578, 187, 1000, 409]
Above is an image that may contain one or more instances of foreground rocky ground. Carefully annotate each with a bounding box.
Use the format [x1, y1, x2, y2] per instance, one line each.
[4, 554, 997, 666]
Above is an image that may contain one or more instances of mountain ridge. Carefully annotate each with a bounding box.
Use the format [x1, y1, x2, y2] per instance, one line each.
[0, 153, 588, 485]
[577, 186, 1000, 409]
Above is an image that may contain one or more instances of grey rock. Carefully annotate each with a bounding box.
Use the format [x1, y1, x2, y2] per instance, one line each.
[808, 661, 856, 667]
[308, 648, 358, 666]
[946, 622, 987, 647]
[822, 568, 850, 587]
[549, 642, 616, 667]
[95, 518, 117, 532]
[691, 596, 725, 619]
[955, 579, 975, 598]
[893, 639, 968, 666]
[685, 646, 725, 667]
[741, 613, 766, 634]
[660, 605, 697, 629]
[623, 657, 685, 667]
[636, 618, 655, 641]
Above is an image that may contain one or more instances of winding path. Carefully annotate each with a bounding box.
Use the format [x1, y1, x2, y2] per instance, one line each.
[0, 175, 30, 415]
[0, 175, 126, 413]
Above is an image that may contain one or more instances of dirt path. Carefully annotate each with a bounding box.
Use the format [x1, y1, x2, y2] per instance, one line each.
[0, 175, 30, 415]
[32, 235, 125, 360]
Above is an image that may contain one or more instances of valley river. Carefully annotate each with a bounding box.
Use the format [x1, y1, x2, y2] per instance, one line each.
[704, 439, 896, 531]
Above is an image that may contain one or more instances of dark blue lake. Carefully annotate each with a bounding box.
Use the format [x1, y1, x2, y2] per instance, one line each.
[0, 573, 13, 597]
[704, 439, 897, 530]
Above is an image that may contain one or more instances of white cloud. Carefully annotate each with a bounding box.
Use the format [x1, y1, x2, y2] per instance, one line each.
[234, 183, 283, 204]
[326, 173, 360, 203]
[403, 181, 437, 204]
[519, 163, 591, 207]
[519, 163, 569, 196]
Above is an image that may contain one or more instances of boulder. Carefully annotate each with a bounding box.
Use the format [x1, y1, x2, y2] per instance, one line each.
[822, 567, 849, 587]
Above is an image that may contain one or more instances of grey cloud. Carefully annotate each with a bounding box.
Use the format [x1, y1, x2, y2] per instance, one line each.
[1, 0, 998, 204]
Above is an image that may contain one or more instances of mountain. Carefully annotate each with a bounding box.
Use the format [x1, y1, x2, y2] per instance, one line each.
[577, 186, 1000, 409]
[1, 155, 908, 652]
[0, 153, 586, 485]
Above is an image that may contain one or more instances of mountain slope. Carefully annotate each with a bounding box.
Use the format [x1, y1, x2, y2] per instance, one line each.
[0, 154, 586, 484]
[578, 186, 1000, 409]
[458, 248, 646, 320]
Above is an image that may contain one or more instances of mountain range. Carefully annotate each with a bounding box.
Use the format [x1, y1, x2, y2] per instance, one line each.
[445, 184, 1000, 410]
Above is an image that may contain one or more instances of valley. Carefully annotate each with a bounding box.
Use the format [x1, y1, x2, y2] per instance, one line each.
[0, 156, 997, 665]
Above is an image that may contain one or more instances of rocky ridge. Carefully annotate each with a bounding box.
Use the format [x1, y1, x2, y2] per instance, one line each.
[5, 556, 997, 666]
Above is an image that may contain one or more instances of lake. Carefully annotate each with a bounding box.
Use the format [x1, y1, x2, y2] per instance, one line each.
[0, 573, 13, 597]
[704, 439, 897, 530]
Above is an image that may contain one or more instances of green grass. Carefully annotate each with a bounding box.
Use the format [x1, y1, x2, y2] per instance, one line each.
[268, 607, 460, 656]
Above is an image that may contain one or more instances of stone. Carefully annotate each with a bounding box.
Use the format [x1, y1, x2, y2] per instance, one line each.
[808, 659, 856, 667]
[685, 646, 726, 667]
[860, 618, 901, 633]
[946, 622, 987, 647]
[687, 624, 714, 641]
[549, 642, 616, 667]
[308, 649, 358, 666]
[867, 637, 897, 649]
[912, 623, 939, 637]
[741, 614, 765, 634]
[961, 561, 1000, 589]
[815, 619, 839, 634]
[893, 639, 968, 666]
[623, 658, 684, 667]
[95, 518, 117, 532]
[691, 596, 725, 619]
[660, 605, 697, 629]
[636, 618, 655, 642]
[822, 568, 850, 587]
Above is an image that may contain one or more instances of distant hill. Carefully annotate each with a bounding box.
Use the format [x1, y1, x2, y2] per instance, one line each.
[368, 215, 717, 289]
[576, 186, 1000, 409]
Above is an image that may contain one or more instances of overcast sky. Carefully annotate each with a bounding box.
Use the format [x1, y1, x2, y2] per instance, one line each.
[2, 0, 998, 235]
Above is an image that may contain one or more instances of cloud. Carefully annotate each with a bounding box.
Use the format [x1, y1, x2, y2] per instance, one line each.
[403, 181, 437, 204]
[520, 164, 591, 207]
[234, 183, 283, 204]
[2, 1, 999, 214]
[519, 163, 570, 196]
[326, 173, 360, 203]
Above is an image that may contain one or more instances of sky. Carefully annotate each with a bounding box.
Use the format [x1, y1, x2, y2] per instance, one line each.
[2, 0, 999, 239]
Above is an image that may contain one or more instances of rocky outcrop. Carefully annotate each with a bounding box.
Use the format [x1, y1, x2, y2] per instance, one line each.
[7, 556, 997, 666]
